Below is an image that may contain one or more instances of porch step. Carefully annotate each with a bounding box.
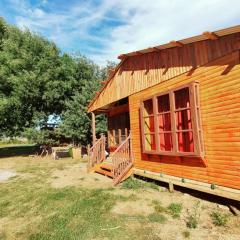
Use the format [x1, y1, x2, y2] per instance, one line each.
[94, 163, 113, 178]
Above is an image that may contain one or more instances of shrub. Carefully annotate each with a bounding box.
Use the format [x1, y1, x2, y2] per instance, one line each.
[211, 212, 228, 226]
[167, 203, 182, 218]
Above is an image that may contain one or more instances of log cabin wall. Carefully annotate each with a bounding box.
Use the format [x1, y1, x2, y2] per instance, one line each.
[129, 50, 240, 190]
[89, 31, 240, 112]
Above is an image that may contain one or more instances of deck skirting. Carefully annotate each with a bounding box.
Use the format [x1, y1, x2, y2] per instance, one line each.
[133, 168, 240, 202]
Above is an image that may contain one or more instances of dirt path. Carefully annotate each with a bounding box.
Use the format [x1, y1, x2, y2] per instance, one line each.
[50, 162, 113, 189]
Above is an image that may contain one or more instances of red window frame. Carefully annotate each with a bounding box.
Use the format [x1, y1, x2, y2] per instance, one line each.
[140, 82, 204, 157]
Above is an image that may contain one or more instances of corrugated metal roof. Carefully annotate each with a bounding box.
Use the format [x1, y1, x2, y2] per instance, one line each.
[118, 25, 240, 59]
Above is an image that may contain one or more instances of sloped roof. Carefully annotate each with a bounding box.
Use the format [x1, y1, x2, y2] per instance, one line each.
[118, 25, 240, 59]
[88, 25, 240, 112]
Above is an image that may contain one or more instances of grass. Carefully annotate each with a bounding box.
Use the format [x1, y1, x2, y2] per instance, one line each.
[152, 200, 167, 213]
[148, 213, 167, 223]
[0, 156, 236, 239]
[167, 203, 182, 219]
[0, 177, 138, 239]
[186, 215, 198, 229]
[211, 211, 228, 226]
[0, 157, 161, 240]
[186, 201, 200, 229]
[121, 177, 159, 190]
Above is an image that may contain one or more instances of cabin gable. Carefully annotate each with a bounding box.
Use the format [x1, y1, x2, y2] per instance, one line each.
[88, 28, 240, 112]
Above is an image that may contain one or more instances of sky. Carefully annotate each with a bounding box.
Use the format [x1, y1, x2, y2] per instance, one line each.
[0, 0, 239, 65]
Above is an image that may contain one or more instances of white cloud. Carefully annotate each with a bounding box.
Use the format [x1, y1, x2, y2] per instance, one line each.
[7, 0, 240, 65]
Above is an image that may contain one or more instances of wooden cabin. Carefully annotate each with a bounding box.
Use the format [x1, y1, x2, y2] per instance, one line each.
[87, 25, 240, 201]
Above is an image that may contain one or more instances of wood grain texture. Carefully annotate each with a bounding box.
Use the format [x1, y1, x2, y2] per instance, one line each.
[129, 51, 240, 190]
[89, 33, 240, 112]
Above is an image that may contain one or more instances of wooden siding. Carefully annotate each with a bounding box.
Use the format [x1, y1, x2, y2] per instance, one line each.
[129, 51, 240, 190]
[89, 33, 240, 112]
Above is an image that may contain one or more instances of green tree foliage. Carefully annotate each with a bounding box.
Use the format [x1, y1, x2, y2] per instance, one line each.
[59, 57, 107, 145]
[0, 17, 107, 144]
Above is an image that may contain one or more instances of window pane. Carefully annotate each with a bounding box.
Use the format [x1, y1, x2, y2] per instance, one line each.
[157, 94, 170, 112]
[175, 109, 192, 130]
[144, 134, 156, 151]
[175, 87, 190, 109]
[159, 133, 173, 151]
[143, 99, 153, 116]
[144, 116, 155, 133]
[177, 131, 194, 152]
[158, 113, 171, 132]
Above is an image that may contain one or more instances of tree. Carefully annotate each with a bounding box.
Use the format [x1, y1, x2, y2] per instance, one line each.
[0, 17, 107, 145]
[59, 57, 107, 145]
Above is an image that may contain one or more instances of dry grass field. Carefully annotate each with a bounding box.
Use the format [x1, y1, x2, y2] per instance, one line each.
[0, 148, 239, 240]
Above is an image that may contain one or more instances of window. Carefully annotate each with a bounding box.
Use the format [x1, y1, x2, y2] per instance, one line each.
[142, 99, 156, 151]
[140, 82, 204, 157]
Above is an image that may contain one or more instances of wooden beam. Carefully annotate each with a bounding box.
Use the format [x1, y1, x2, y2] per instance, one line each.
[118, 128, 121, 144]
[169, 182, 174, 193]
[202, 31, 218, 40]
[134, 169, 240, 201]
[91, 112, 96, 144]
[169, 40, 184, 47]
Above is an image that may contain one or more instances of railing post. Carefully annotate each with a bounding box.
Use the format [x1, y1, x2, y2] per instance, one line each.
[91, 112, 96, 145]
[87, 144, 91, 172]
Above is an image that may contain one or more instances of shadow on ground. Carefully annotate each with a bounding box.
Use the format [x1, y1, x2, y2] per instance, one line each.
[0, 145, 39, 158]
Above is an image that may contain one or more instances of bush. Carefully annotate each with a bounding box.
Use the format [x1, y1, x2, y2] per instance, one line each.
[211, 212, 228, 226]
[167, 203, 182, 218]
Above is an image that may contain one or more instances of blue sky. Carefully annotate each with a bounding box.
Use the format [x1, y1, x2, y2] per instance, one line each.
[0, 0, 240, 65]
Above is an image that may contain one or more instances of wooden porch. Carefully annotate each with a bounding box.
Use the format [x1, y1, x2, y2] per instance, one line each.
[88, 100, 134, 185]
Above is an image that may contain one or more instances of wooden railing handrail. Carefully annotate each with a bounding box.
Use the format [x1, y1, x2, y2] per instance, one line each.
[111, 134, 131, 158]
[90, 135, 104, 151]
[88, 134, 106, 170]
[111, 133, 133, 185]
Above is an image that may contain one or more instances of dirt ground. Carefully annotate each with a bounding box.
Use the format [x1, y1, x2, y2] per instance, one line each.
[0, 156, 239, 240]
[50, 162, 113, 189]
[41, 160, 240, 240]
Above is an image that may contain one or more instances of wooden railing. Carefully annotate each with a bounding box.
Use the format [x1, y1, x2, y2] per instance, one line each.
[88, 134, 106, 170]
[111, 134, 133, 185]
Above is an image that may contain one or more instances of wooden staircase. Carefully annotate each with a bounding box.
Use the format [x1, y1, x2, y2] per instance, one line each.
[94, 162, 113, 178]
[88, 134, 133, 185]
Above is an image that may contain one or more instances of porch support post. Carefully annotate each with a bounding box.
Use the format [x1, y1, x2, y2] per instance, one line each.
[91, 112, 96, 144]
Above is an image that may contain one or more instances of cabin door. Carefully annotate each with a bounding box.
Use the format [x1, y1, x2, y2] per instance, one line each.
[107, 111, 130, 153]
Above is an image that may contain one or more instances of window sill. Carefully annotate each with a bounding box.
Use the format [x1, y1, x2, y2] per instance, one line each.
[143, 150, 203, 158]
